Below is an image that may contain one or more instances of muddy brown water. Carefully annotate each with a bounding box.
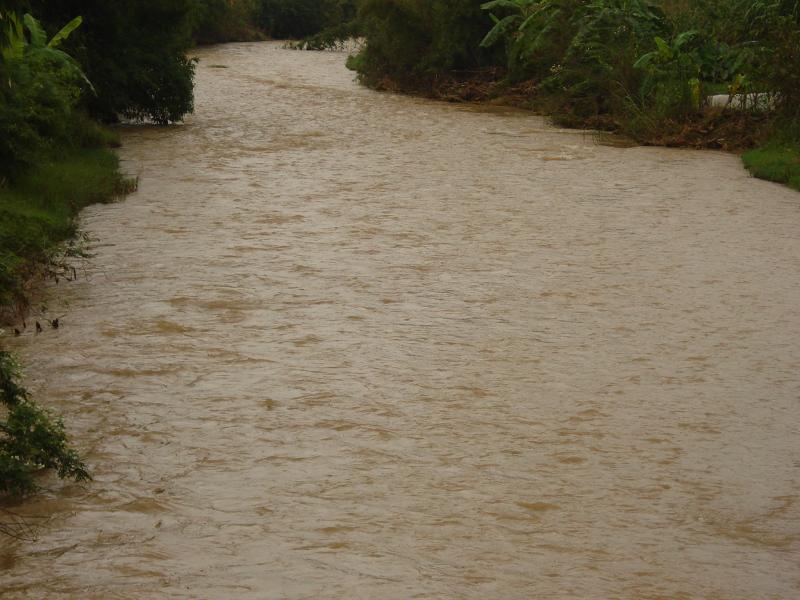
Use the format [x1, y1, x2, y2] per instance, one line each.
[2, 43, 800, 599]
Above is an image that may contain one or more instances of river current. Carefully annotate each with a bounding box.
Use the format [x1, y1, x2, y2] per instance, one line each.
[2, 42, 799, 599]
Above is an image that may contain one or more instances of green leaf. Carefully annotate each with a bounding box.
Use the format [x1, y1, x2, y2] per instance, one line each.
[22, 13, 46, 48]
[479, 14, 518, 48]
[518, 5, 546, 31]
[633, 52, 655, 69]
[654, 36, 671, 59]
[673, 29, 698, 50]
[481, 0, 525, 11]
[2, 13, 25, 61]
[48, 15, 82, 49]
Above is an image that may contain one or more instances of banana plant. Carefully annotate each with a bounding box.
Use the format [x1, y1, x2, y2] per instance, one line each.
[0, 12, 91, 90]
[634, 31, 705, 112]
[633, 30, 699, 70]
[0, 11, 26, 62]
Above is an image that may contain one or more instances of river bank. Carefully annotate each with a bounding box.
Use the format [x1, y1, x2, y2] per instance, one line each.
[347, 0, 800, 193]
[349, 64, 799, 188]
[0, 137, 135, 323]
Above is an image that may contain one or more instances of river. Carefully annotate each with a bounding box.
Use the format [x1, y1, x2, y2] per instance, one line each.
[2, 42, 799, 599]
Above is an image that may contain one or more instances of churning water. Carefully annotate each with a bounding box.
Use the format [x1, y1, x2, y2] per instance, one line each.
[2, 43, 799, 599]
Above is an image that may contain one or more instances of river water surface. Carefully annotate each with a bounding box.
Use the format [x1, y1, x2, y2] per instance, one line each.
[2, 43, 800, 599]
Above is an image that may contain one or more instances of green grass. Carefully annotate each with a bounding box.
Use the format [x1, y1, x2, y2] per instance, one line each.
[0, 145, 135, 310]
[742, 143, 800, 192]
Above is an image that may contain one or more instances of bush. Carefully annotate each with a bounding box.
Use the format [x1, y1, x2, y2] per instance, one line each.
[257, 0, 336, 38]
[191, 0, 263, 44]
[741, 0, 800, 117]
[1, 351, 90, 497]
[354, 0, 502, 87]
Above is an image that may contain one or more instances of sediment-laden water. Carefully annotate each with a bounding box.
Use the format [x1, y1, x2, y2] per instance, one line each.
[2, 42, 799, 599]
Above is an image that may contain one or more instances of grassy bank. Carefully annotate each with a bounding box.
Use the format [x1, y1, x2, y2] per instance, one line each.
[0, 137, 135, 317]
[742, 142, 800, 191]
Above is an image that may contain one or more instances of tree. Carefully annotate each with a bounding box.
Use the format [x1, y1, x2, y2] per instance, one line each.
[30, 0, 196, 123]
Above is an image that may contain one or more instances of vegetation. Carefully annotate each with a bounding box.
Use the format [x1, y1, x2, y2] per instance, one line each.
[27, 1, 196, 124]
[183, 0, 359, 44]
[256, 0, 358, 42]
[288, 0, 360, 50]
[352, 0, 501, 87]
[1, 351, 90, 497]
[0, 11, 135, 310]
[742, 141, 800, 191]
[0, 145, 135, 311]
[190, 0, 263, 44]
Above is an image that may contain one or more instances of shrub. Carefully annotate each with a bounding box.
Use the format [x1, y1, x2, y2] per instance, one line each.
[742, 0, 800, 117]
[257, 0, 340, 38]
[191, 0, 263, 44]
[0, 351, 90, 498]
[354, 0, 502, 87]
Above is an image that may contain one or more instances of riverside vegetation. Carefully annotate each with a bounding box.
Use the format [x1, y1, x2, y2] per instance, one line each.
[0, 1, 201, 503]
[346, 0, 800, 190]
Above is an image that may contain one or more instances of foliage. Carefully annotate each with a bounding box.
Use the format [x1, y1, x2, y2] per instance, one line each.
[0, 144, 134, 310]
[255, 0, 352, 39]
[30, 0, 196, 123]
[551, 0, 667, 115]
[633, 31, 705, 118]
[190, 0, 263, 44]
[743, 144, 800, 190]
[480, 0, 581, 81]
[353, 0, 502, 87]
[0, 11, 89, 181]
[738, 0, 800, 117]
[481, 0, 668, 116]
[289, 0, 360, 50]
[291, 18, 361, 51]
[0, 351, 91, 497]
